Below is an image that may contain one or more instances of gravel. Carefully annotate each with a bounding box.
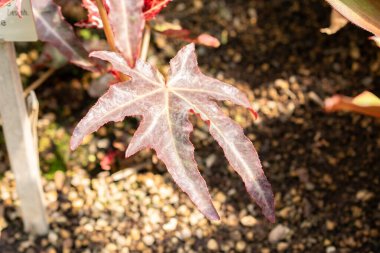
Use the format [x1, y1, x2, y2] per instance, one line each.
[0, 0, 379, 252]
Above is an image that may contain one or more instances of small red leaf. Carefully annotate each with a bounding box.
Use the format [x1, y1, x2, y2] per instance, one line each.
[100, 150, 118, 170]
[160, 28, 221, 48]
[143, 0, 171, 20]
[196, 33, 221, 48]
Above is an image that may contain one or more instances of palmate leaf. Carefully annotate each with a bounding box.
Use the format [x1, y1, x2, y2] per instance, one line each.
[32, 0, 97, 71]
[326, 0, 380, 39]
[70, 43, 275, 222]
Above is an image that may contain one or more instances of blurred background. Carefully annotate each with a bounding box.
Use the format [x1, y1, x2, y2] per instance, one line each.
[0, 0, 379, 252]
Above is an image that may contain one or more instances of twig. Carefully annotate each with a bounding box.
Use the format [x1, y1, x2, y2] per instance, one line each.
[95, 0, 117, 52]
[140, 25, 151, 62]
[23, 67, 56, 97]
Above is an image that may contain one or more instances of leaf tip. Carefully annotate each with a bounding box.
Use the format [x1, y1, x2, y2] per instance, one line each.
[261, 198, 275, 223]
[267, 213, 276, 224]
[70, 130, 82, 151]
[245, 176, 275, 223]
[184, 42, 196, 51]
[324, 95, 345, 113]
[69, 138, 79, 151]
[201, 205, 220, 221]
[89, 51, 100, 59]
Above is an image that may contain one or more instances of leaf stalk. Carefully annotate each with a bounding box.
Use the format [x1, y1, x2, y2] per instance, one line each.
[95, 0, 130, 81]
[140, 25, 151, 62]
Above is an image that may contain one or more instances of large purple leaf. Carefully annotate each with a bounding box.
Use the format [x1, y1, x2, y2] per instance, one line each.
[32, 0, 97, 71]
[71, 43, 275, 222]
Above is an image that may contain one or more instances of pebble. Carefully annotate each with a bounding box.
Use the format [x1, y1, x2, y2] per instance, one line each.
[106, 243, 118, 251]
[1, 3, 379, 251]
[54, 171, 65, 190]
[207, 239, 219, 251]
[130, 228, 141, 241]
[326, 246, 337, 253]
[268, 224, 291, 243]
[326, 220, 336, 231]
[240, 215, 258, 227]
[277, 242, 289, 252]
[179, 228, 192, 239]
[142, 235, 155, 246]
[48, 232, 58, 244]
[163, 218, 178, 232]
[47, 247, 57, 253]
[356, 190, 374, 202]
[236, 241, 246, 251]
[278, 207, 291, 218]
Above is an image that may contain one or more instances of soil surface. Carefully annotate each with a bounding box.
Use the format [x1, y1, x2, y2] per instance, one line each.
[0, 0, 379, 252]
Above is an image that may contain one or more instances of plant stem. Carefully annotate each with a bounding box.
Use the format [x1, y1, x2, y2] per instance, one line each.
[95, 0, 117, 52]
[95, 0, 129, 81]
[140, 25, 151, 62]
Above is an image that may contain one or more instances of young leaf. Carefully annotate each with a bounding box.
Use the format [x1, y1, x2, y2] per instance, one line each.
[143, 0, 172, 20]
[107, 0, 145, 67]
[77, 0, 170, 28]
[325, 91, 380, 118]
[32, 0, 97, 71]
[326, 0, 380, 39]
[71, 43, 275, 222]
[321, 8, 349, 35]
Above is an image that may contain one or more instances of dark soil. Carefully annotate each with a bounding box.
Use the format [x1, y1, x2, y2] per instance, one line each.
[0, 0, 379, 252]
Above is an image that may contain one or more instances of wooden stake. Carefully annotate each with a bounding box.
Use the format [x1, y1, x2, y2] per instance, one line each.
[0, 42, 48, 235]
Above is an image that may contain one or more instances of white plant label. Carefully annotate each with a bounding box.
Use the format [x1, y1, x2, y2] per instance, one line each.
[0, 0, 37, 41]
